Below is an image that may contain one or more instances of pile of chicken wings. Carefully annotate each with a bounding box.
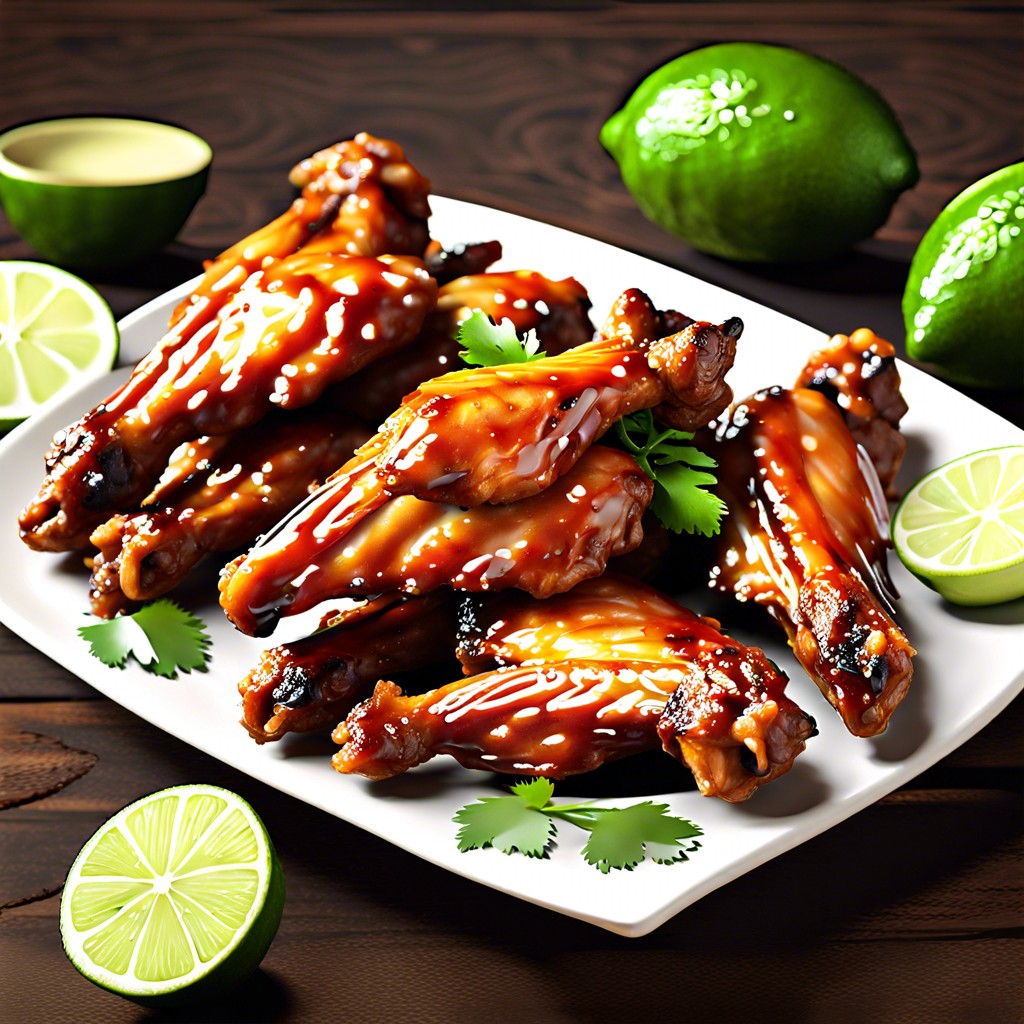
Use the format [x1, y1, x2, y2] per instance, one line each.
[18, 133, 915, 802]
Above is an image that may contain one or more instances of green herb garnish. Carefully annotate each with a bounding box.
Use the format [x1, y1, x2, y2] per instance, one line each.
[78, 599, 212, 678]
[457, 309, 546, 367]
[614, 408, 726, 537]
[453, 777, 702, 873]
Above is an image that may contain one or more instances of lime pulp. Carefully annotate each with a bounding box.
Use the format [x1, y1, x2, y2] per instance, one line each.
[59, 784, 284, 1007]
[892, 445, 1024, 606]
[0, 260, 118, 432]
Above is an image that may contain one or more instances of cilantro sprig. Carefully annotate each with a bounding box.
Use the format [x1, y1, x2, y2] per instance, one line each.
[78, 599, 212, 679]
[456, 309, 546, 367]
[614, 408, 726, 537]
[454, 778, 702, 873]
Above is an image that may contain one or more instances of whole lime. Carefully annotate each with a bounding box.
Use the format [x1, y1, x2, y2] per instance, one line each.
[902, 162, 1024, 390]
[600, 42, 919, 263]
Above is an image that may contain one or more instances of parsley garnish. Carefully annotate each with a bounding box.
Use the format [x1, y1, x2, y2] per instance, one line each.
[456, 309, 546, 367]
[614, 408, 726, 537]
[78, 600, 212, 678]
[453, 778, 702, 873]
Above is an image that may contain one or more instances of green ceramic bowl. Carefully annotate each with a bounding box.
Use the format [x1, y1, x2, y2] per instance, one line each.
[0, 116, 211, 272]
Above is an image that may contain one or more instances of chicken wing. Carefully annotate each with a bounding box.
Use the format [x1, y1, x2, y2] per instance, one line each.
[333, 575, 814, 801]
[328, 267, 595, 429]
[20, 252, 436, 551]
[219, 445, 653, 634]
[239, 592, 459, 742]
[218, 294, 739, 634]
[354, 303, 740, 508]
[423, 239, 504, 283]
[707, 385, 914, 737]
[88, 408, 371, 618]
[796, 328, 909, 496]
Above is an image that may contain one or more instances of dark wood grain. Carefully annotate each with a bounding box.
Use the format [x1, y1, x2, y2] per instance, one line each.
[0, 3, 1021, 1022]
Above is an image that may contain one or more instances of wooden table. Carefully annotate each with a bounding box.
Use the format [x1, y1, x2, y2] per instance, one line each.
[2, 3, 1021, 1021]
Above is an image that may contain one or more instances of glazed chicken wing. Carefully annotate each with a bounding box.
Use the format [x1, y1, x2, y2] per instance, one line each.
[333, 575, 815, 801]
[239, 592, 459, 742]
[219, 445, 653, 634]
[20, 252, 436, 551]
[423, 239, 504, 282]
[360, 299, 740, 507]
[213, 132, 431, 278]
[796, 328, 909, 496]
[329, 267, 595, 429]
[88, 408, 371, 618]
[707, 386, 914, 737]
[218, 300, 740, 634]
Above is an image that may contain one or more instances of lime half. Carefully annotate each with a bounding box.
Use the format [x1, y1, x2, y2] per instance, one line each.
[892, 445, 1024, 606]
[0, 260, 118, 432]
[60, 784, 285, 1007]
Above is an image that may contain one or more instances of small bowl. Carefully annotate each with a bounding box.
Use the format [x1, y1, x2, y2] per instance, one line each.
[0, 116, 211, 272]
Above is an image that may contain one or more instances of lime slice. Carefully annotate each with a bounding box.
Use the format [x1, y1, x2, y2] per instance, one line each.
[0, 260, 118, 432]
[59, 784, 285, 1007]
[892, 445, 1024, 606]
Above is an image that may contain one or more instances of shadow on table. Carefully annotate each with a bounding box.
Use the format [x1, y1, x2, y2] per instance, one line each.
[137, 969, 290, 1024]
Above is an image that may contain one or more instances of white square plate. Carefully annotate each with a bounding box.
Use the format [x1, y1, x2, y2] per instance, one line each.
[2, 196, 1021, 937]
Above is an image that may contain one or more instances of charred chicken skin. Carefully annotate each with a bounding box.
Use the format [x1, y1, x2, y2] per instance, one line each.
[219, 445, 653, 634]
[796, 328, 909, 497]
[88, 409, 371, 618]
[19, 252, 436, 552]
[218, 296, 741, 634]
[707, 385, 914, 737]
[332, 575, 814, 801]
[240, 592, 459, 742]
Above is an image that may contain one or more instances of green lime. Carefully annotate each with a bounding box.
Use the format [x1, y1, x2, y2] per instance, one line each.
[600, 42, 918, 262]
[902, 163, 1024, 389]
[59, 784, 285, 1008]
[892, 445, 1024, 606]
[0, 260, 118, 433]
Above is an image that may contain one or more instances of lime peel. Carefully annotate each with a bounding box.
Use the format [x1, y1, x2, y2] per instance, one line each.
[892, 445, 1024, 606]
[60, 784, 284, 1007]
[601, 42, 918, 263]
[902, 162, 1024, 390]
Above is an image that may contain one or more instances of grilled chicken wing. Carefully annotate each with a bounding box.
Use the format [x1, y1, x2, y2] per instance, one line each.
[231, 132, 431, 268]
[329, 268, 595, 429]
[219, 445, 653, 634]
[240, 592, 459, 742]
[88, 409, 371, 618]
[796, 328, 909, 496]
[707, 386, 914, 737]
[423, 239, 504, 282]
[20, 253, 436, 551]
[219, 300, 740, 634]
[333, 575, 814, 801]
[362, 296, 738, 507]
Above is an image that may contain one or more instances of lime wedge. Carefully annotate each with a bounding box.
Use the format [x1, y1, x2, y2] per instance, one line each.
[892, 445, 1024, 606]
[59, 784, 285, 1007]
[0, 260, 118, 432]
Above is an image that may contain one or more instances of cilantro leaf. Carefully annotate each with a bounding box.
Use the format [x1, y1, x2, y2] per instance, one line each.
[649, 461, 728, 537]
[614, 409, 725, 537]
[78, 600, 212, 679]
[453, 794, 556, 857]
[457, 309, 546, 367]
[453, 780, 703, 873]
[581, 802, 704, 874]
[510, 776, 556, 809]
